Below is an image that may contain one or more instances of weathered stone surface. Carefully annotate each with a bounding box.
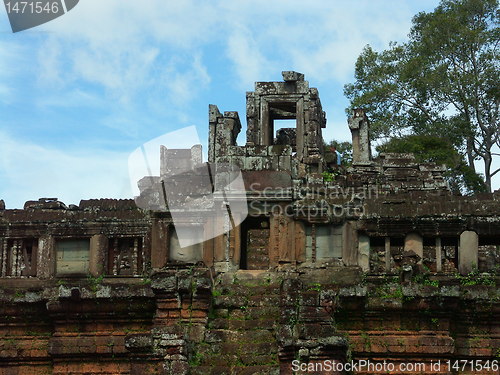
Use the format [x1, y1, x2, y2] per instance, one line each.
[0, 73, 499, 374]
[282, 71, 304, 82]
[459, 230, 479, 275]
[404, 232, 424, 263]
[358, 234, 370, 272]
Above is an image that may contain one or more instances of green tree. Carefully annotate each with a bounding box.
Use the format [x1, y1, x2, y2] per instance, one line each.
[377, 135, 487, 194]
[344, 0, 499, 192]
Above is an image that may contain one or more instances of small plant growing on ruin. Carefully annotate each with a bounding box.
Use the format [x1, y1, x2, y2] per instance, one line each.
[456, 269, 495, 286]
[13, 290, 25, 299]
[308, 283, 321, 292]
[322, 171, 334, 182]
[87, 274, 105, 293]
[412, 272, 439, 287]
[188, 351, 204, 367]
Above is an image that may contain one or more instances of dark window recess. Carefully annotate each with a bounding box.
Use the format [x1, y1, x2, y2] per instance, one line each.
[240, 217, 270, 270]
[478, 235, 500, 272]
[390, 237, 405, 268]
[1, 239, 38, 277]
[369, 236, 404, 273]
[369, 236, 386, 273]
[423, 237, 437, 272]
[107, 238, 143, 276]
[441, 237, 459, 272]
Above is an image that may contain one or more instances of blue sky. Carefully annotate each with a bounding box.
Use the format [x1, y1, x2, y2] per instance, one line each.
[1, 0, 497, 208]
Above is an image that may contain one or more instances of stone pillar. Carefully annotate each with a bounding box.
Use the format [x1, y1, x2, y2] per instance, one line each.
[203, 220, 215, 267]
[459, 231, 478, 275]
[436, 237, 442, 272]
[151, 220, 169, 269]
[223, 112, 242, 146]
[229, 223, 241, 267]
[214, 214, 227, 263]
[37, 235, 55, 279]
[404, 233, 424, 264]
[358, 234, 370, 272]
[342, 222, 357, 266]
[348, 108, 371, 163]
[210, 110, 242, 156]
[294, 221, 306, 263]
[268, 214, 280, 267]
[89, 234, 108, 277]
[385, 237, 391, 271]
[0, 237, 5, 277]
[296, 97, 305, 160]
[208, 104, 222, 162]
[279, 214, 295, 263]
[246, 92, 259, 146]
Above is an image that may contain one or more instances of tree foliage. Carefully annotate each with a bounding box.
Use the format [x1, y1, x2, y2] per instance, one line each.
[345, 0, 499, 192]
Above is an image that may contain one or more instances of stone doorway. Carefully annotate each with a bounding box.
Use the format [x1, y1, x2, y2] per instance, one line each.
[240, 217, 270, 270]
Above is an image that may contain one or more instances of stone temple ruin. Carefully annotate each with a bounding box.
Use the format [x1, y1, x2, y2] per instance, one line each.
[0, 72, 499, 374]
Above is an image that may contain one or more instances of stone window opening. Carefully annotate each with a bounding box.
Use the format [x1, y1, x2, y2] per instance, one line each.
[441, 237, 459, 273]
[240, 216, 270, 270]
[389, 237, 405, 270]
[305, 224, 342, 262]
[267, 101, 298, 148]
[168, 226, 204, 264]
[368, 236, 407, 273]
[478, 235, 500, 272]
[422, 237, 437, 272]
[107, 237, 143, 276]
[274, 119, 297, 149]
[1, 238, 38, 277]
[56, 238, 90, 276]
[368, 237, 385, 273]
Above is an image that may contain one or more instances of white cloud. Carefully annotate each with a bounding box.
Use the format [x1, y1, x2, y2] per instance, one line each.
[161, 53, 211, 107]
[28, 0, 443, 108]
[36, 38, 65, 88]
[36, 0, 217, 104]
[216, 0, 441, 85]
[0, 131, 132, 209]
[225, 26, 270, 89]
[219, 0, 422, 84]
[36, 88, 102, 109]
[0, 40, 25, 104]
